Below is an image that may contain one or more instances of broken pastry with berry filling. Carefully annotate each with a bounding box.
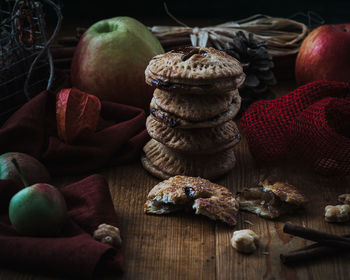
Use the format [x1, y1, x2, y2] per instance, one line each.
[236, 180, 308, 219]
[144, 175, 239, 226]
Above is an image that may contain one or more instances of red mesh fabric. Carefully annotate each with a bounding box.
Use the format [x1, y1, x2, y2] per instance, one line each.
[241, 80, 350, 176]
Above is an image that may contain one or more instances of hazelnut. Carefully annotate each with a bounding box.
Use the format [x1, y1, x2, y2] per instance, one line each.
[324, 205, 350, 223]
[338, 194, 350, 205]
[231, 229, 259, 254]
[93, 223, 122, 248]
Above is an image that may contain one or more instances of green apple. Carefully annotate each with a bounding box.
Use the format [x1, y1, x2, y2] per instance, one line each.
[71, 16, 164, 110]
[9, 183, 67, 236]
[0, 152, 51, 187]
[8, 159, 67, 237]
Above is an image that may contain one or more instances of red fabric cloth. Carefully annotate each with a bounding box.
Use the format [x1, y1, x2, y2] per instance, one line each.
[0, 174, 123, 278]
[0, 90, 149, 175]
[241, 80, 350, 176]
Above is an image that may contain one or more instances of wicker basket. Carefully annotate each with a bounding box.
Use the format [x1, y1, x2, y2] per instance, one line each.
[0, 0, 61, 125]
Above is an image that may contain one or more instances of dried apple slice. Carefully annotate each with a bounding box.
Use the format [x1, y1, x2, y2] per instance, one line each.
[56, 88, 101, 144]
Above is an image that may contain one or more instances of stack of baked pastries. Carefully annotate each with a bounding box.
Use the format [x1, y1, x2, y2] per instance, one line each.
[142, 46, 245, 179]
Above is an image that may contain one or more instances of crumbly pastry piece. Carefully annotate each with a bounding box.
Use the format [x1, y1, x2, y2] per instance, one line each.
[144, 175, 239, 226]
[141, 139, 236, 179]
[231, 229, 259, 254]
[145, 47, 245, 94]
[150, 99, 240, 129]
[324, 204, 350, 223]
[93, 223, 122, 248]
[146, 115, 241, 154]
[237, 180, 308, 219]
[338, 194, 350, 204]
[153, 88, 241, 121]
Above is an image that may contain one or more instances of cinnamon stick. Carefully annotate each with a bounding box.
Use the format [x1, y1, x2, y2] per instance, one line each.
[283, 223, 350, 250]
[280, 234, 350, 264]
[159, 36, 191, 47]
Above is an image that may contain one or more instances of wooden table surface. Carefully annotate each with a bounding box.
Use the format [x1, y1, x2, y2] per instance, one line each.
[1, 82, 350, 280]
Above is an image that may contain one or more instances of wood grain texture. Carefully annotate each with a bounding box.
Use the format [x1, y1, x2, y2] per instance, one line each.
[214, 138, 350, 280]
[103, 164, 216, 280]
[0, 83, 349, 280]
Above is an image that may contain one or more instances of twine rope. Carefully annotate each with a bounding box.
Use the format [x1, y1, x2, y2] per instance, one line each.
[151, 12, 309, 57]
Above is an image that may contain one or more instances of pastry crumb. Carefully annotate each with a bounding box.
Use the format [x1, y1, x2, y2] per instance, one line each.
[324, 204, 350, 223]
[93, 223, 122, 248]
[338, 194, 350, 205]
[231, 229, 259, 254]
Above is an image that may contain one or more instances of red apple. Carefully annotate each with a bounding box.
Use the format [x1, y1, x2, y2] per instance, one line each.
[71, 17, 164, 110]
[0, 152, 50, 187]
[295, 24, 350, 85]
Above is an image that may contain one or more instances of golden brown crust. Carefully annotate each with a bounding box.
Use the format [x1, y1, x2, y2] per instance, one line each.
[153, 89, 240, 121]
[141, 155, 172, 180]
[236, 187, 281, 219]
[146, 115, 241, 154]
[258, 180, 308, 206]
[145, 47, 245, 93]
[150, 99, 240, 129]
[144, 175, 239, 226]
[142, 139, 236, 179]
[237, 181, 308, 219]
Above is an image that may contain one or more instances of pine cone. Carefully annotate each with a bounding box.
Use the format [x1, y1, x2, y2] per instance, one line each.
[224, 31, 276, 115]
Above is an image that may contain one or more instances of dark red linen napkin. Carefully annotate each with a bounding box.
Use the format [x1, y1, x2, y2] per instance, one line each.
[0, 90, 149, 175]
[0, 174, 123, 279]
[241, 80, 350, 176]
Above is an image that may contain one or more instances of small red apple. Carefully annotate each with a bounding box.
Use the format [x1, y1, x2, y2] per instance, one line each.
[295, 24, 350, 85]
[0, 152, 50, 186]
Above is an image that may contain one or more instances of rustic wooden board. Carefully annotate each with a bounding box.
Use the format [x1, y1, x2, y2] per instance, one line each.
[0, 83, 349, 280]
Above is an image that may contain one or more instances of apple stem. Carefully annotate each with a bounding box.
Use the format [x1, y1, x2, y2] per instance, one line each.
[11, 158, 29, 188]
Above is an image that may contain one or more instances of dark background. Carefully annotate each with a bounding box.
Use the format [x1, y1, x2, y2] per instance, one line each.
[56, 0, 350, 27]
